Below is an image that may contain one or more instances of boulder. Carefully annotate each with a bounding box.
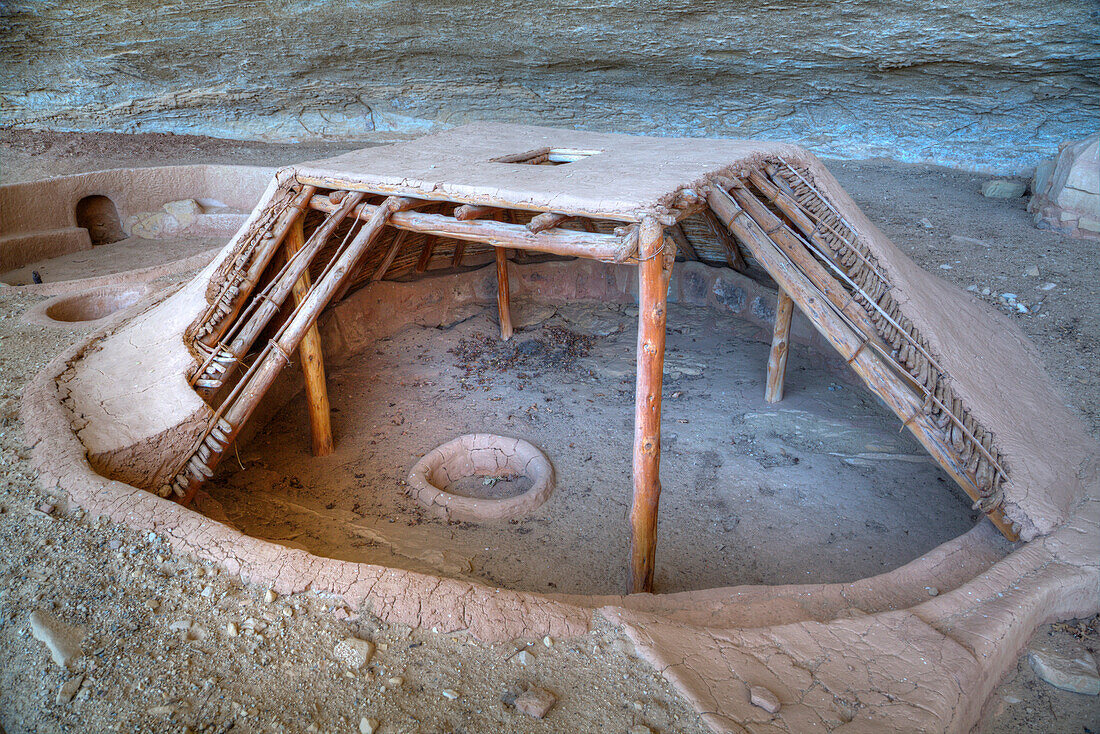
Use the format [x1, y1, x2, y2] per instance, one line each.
[1028, 133, 1100, 240]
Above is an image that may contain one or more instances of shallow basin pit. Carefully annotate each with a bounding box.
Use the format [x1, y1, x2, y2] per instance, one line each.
[30, 284, 151, 327]
[408, 433, 555, 521]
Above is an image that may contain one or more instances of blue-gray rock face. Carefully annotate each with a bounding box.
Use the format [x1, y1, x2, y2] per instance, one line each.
[2, 1, 1097, 173]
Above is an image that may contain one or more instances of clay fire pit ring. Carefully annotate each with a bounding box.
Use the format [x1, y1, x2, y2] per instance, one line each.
[408, 434, 554, 521]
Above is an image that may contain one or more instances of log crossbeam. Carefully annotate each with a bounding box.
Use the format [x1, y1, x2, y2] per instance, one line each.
[307, 196, 638, 264]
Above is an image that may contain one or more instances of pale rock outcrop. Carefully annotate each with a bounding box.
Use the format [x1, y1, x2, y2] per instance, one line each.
[1029, 133, 1100, 240]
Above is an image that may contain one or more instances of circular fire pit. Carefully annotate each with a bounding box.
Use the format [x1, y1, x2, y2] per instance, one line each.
[408, 434, 554, 521]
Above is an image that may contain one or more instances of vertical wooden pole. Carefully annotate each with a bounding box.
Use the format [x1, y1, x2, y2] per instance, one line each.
[495, 245, 513, 340]
[765, 289, 795, 403]
[629, 217, 671, 594]
[285, 218, 334, 457]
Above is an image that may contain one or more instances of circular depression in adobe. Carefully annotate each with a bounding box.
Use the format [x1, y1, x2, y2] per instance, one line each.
[408, 434, 555, 521]
[38, 284, 150, 325]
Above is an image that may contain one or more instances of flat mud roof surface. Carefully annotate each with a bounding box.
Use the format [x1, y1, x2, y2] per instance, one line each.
[293, 122, 799, 219]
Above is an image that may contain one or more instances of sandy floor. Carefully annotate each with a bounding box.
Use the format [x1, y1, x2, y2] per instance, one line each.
[212, 300, 990, 596]
[0, 131, 1097, 734]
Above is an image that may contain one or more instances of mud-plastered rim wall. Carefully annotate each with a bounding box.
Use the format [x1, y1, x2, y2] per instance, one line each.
[21, 263, 1098, 734]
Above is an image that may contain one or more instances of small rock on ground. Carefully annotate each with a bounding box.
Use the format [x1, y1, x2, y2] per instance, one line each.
[750, 684, 781, 713]
[1028, 642, 1100, 695]
[358, 717, 379, 734]
[56, 673, 84, 704]
[514, 687, 556, 719]
[29, 610, 84, 668]
[333, 638, 375, 670]
[981, 179, 1027, 199]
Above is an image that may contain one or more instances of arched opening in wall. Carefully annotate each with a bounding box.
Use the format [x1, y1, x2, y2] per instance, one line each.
[75, 195, 126, 246]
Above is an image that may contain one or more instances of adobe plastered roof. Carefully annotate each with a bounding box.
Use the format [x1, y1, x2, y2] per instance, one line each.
[290, 122, 804, 222]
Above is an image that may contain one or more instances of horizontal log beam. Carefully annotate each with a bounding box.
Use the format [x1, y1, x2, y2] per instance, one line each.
[307, 196, 637, 263]
[291, 175, 675, 225]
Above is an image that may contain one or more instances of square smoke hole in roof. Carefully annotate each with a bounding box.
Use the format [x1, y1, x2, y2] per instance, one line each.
[490, 147, 603, 166]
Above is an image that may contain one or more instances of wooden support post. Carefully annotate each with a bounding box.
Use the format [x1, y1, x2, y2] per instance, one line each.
[454, 204, 499, 221]
[765, 289, 794, 404]
[284, 218, 334, 456]
[416, 235, 437, 272]
[495, 239, 513, 340]
[629, 217, 672, 594]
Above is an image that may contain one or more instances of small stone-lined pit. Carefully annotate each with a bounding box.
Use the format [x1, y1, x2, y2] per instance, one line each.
[408, 434, 555, 522]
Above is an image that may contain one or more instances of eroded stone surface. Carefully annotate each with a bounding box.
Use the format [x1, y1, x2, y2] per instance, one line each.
[514, 687, 557, 719]
[3, 1, 1098, 172]
[1029, 133, 1100, 241]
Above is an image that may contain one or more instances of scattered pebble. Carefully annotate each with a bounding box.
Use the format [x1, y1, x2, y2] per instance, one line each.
[334, 638, 375, 670]
[750, 684, 781, 714]
[543, 635, 553, 648]
[926, 586, 939, 597]
[629, 725, 654, 734]
[226, 622, 239, 637]
[264, 589, 277, 604]
[939, 264, 952, 270]
[919, 217, 934, 229]
[56, 674, 84, 704]
[514, 687, 556, 719]
[387, 676, 404, 687]
[1024, 265, 1040, 277]
[442, 688, 460, 700]
[1040, 282, 1057, 291]
[358, 717, 379, 734]
[511, 650, 535, 665]
[29, 609, 84, 668]
[35, 502, 55, 516]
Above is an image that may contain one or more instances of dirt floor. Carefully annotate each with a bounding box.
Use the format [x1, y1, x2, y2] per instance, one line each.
[211, 300, 990, 596]
[0, 130, 1097, 733]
